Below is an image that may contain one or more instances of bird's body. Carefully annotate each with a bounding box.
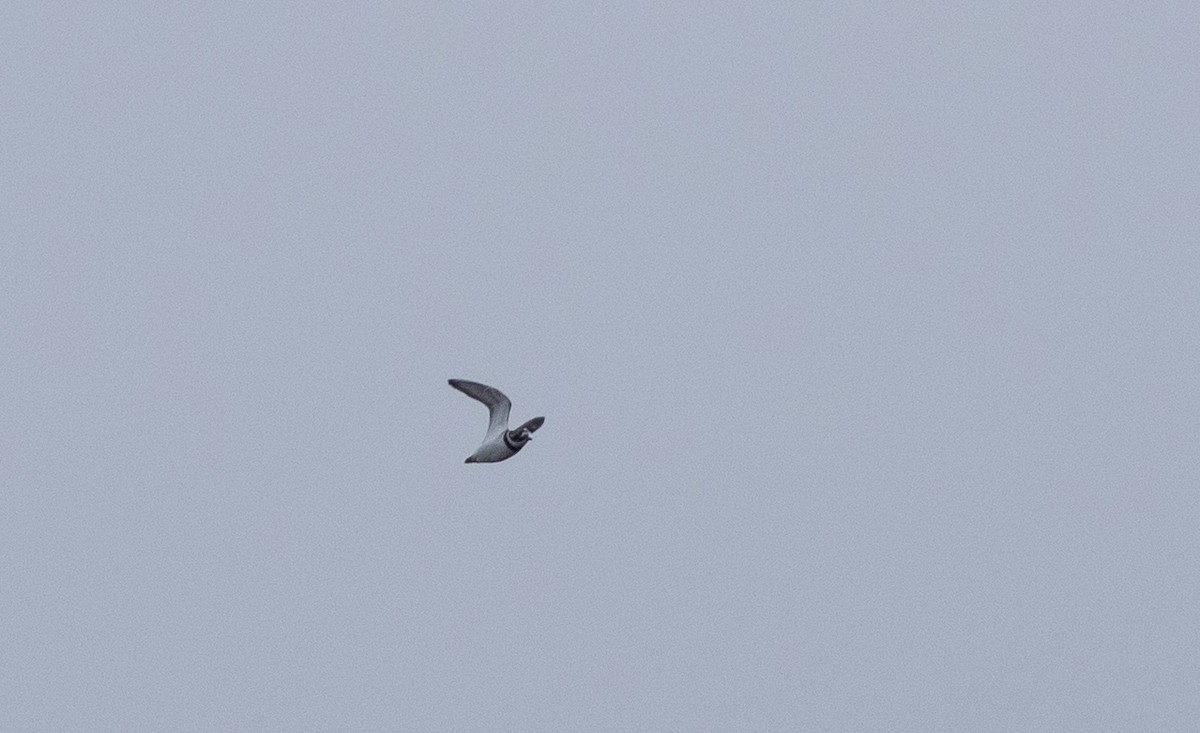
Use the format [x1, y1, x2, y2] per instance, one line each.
[449, 379, 544, 463]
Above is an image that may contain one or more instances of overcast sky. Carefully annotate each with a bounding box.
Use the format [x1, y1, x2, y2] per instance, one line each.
[3, 2, 1198, 730]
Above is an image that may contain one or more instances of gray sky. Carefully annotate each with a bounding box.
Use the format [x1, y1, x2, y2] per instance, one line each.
[3, 2, 1198, 730]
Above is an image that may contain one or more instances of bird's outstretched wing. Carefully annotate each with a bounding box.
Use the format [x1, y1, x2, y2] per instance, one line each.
[449, 379, 512, 439]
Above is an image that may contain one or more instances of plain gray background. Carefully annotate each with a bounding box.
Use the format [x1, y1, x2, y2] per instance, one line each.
[3, 2, 1198, 730]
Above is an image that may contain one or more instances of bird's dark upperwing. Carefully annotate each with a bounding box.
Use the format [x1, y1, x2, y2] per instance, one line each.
[449, 379, 512, 439]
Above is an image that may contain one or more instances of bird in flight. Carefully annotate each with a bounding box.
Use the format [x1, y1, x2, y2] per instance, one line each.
[448, 379, 545, 463]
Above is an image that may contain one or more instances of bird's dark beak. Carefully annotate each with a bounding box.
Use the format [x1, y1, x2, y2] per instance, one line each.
[465, 456, 475, 463]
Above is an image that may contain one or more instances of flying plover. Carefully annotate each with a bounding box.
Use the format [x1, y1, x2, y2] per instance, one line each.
[448, 379, 545, 463]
